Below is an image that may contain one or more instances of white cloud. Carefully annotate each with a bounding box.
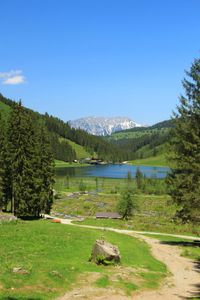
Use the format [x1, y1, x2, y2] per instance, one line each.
[3, 75, 25, 85]
[0, 70, 26, 85]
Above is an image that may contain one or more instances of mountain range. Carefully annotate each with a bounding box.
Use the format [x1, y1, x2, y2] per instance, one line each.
[69, 116, 142, 136]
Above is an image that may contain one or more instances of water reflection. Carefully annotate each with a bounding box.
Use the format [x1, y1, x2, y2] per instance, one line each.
[55, 164, 169, 179]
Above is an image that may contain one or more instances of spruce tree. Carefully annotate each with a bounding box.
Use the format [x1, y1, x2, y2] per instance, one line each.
[168, 58, 200, 223]
[117, 190, 135, 220]
[0, 99, 55, 217]
[0, 112, 5, 210]
[37, 124, 54, 214]
[8, 101, 38, 215]
[135, 168, 143, 189]
[0, 112, 12, 211]
[2, 140, 13, 211]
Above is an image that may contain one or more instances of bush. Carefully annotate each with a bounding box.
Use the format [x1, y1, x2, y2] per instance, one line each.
[79, 180, 86, 191]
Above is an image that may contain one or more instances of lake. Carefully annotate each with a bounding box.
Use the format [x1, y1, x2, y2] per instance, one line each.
[55, 164, 170, 179]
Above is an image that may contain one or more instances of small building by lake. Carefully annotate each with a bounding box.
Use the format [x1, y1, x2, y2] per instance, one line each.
[96, 212, 122, 219]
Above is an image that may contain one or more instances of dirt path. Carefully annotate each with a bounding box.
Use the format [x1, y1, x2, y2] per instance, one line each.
[50, 217, 200, 300]
[131, 234, 200, 300]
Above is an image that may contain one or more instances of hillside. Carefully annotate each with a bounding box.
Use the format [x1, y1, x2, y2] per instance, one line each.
[108, 119, 173, 141]
[65, 138, 93, 159]
[0, 99, 11, 120]
[0, 93, 126, 163]
[129, 153, 168, 167]
[106, 119, 173, 161]
[0, 93, 173, 164]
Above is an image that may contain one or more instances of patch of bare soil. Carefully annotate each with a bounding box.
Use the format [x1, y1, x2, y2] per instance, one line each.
[56, 271, 128, 300]
[131, 234, 200, 300]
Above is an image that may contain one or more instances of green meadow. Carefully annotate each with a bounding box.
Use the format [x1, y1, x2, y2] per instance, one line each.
[53, 175, 200, 236]
[65, 139, 93, 159]
[0, 220, 166, 299]
[0, 101, 11, 113]
[129, 154, 168, 167]
[54, 160, 89, 168]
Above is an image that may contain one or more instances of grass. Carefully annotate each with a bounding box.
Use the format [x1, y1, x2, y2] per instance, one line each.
[74, 216, 200, 237]
[53, 176, 200, 236]
[53, 192, 120, 216]
[53, 177, 128, 215]
[0, 101, 11, 119]
[54, 160, 89, 168]
[0, 101, 11, 113]
[0, 220, 167, 299]
[54, 176, 128, 194]
[129, 154, 168, 167]
[95, 275, 110, 288]
[65, 139, 93, 159]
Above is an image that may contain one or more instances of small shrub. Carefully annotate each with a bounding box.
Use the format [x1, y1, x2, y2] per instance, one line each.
[95, 255, 115, 266]
[79, 180, 86, 191]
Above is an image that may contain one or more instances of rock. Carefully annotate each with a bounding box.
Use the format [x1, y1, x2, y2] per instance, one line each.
[90, 239, 121, 265]
[12, 267, 30, 274]
[0, 215, 17, 222]
[50, 270, 63, 278]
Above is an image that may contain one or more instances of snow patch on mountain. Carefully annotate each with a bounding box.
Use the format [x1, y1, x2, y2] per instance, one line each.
[68, 116, 143, 136]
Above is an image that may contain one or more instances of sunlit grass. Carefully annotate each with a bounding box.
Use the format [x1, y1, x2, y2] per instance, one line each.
[0, 220, 167, 299]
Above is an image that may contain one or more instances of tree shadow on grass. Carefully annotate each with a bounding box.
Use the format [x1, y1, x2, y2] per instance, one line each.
[4, 298, 42, 300]
[160, 240, 200, 248]
[160, 240, 200, 299]
[19, 216, 42, 221]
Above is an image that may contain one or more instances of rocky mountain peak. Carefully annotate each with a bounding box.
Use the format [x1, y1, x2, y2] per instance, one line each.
[68, 116, 142, 136]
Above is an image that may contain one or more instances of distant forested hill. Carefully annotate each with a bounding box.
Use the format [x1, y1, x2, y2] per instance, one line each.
[0, 93, 126, 162]
[0, 93, 173, 163]
[105, 119, 174, 160]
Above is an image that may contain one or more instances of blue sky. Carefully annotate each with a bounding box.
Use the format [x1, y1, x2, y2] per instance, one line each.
[0, 0, 200, 125]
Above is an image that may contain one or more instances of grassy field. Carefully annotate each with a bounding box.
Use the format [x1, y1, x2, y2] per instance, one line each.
[0, 101, 10, 112]
[53, 176, 200, 236]
[55, 160, 89, 168]
[66, 139, 93, 159]
[53, 177, 125, 216]
[0, 220, 167, 299]
[73, 212, 200, 237]
[0, 101, 11, 119]
[54, 176, 129, 193]
[129, 154, 168, 167]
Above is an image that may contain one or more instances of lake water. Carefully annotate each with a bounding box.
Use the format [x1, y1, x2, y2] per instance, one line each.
[55, 164, 170, 179]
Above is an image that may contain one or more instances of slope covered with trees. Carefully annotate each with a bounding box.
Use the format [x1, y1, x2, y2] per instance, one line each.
[43, 112, 125, 161]
[0, 94, 126, 162]
[0, 93, 174, 163]
[106, 119, 173, 160]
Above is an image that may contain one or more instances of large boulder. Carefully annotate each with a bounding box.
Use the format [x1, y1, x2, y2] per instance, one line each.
[90, 239, 121, 265]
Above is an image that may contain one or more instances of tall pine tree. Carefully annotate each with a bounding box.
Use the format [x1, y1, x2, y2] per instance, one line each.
[8, 101, 37, 215]
[7, 101, 54, 217]
[36, 124, 54, 214]
[0, 112, 5, 210]
[168, 58, 200, 223]
[0, 111, 12, 211]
